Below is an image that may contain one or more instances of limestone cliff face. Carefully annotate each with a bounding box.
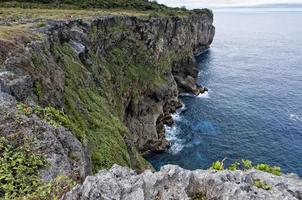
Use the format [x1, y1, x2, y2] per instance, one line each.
[0, 11, 215, 176]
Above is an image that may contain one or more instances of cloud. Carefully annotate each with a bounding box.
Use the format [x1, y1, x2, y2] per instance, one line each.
[156, 0, 302, 8]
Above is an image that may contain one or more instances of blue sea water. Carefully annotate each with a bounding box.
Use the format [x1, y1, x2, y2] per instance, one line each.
[148, 10, 302, 176]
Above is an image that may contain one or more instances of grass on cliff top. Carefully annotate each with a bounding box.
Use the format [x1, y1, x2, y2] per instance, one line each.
[0, 0, 186, 13]
[0, 7, 150, 22]
[0, 2, 212, 23]
[0, 24, 44, 41]
[0, 6, 171, 41]
[0, 3, 212, 42]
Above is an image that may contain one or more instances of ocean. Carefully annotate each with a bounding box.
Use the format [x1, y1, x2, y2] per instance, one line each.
[148, 10, 302, 176]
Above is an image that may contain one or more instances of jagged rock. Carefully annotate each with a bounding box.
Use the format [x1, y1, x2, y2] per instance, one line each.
[61, 165, 302, 200]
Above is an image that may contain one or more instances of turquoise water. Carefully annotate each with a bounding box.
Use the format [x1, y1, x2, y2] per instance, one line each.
[149, 11, 302, 176]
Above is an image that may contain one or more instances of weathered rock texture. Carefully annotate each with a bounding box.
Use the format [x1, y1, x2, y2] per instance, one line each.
[62, 165, 302, 200]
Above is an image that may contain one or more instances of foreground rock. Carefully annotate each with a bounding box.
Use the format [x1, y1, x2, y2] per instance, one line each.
[62, 165, 302, 200]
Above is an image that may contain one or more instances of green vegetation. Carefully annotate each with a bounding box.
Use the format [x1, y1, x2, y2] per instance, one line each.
[209, 159, 281, 176]
[0, 24, 40, 41]
[253, 179, 272, 190]
[228, 162, 240, 171]
[0, 104, 81, 199]
[31, 51, 45, 69]
[0, 135, 47, 199]
[33, 81, 43, 100]
[21, 175, 76, 200]
[254, 164, 281, 176]
[0, 0, 213, 19]
[242, 159, 253, 170]
[1, 0, 182, 12]
[16, 102, 85, 139]
[210, 160, 224, 170]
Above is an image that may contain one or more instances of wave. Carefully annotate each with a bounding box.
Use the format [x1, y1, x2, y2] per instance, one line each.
[165, 125, 184, 154]
[171, 113, 182, 122]
[171, 103, 187, 122]
[179, 103, 187, 112]
[179, 91, 210, 99]
[197, 91, 210, 99]
[290, 114, 302, 122]
[179, 93, 196, 97]
[168, 143, 184, 154]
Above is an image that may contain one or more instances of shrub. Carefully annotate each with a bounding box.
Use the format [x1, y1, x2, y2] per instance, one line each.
[0, 136, 48, 199]
[254, 164, 281, 176]
[209, 159, 282, 176]
[210, 160, 224, 170]
[253, 179, 272, 190]
[228, 162, 240, 171]
[242, 159, 253, 170]
[22, 175, 76, 200]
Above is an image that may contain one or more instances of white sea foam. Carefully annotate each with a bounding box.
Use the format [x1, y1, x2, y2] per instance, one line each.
[172, 113, 182, 121]
[290, 114, 302, 122]
[165, 125, 178, 140]
[179, 103, 186, 112]
[171, 102, 187, 122]
[169, 143, 184, 154]
[180, 91, 210, 99]
[197, 91, 210, 98]
[179, 93, 195, 97]
[163, 101, 188, 154]
[164, 125, 184, 154]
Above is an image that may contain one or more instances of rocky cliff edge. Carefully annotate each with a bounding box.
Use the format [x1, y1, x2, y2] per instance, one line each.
[62, 164, 302, 200]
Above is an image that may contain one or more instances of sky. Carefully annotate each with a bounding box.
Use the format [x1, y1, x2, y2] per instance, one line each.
[156, 0, 302, 8]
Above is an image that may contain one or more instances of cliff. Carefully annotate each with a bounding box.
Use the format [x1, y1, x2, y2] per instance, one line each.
[0, 7, 214, 192]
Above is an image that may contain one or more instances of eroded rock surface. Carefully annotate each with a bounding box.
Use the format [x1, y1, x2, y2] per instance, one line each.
[62, 165, 302, 200]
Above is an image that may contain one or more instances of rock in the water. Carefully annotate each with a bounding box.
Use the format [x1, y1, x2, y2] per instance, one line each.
[61, 165, 302, 200]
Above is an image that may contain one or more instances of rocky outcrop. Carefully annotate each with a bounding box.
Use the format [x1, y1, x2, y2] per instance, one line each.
[61, 164, 302, 200]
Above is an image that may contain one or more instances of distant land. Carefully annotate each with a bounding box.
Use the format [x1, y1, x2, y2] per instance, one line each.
[223, 3, 302, 8]
[209, 3, 302, 11]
